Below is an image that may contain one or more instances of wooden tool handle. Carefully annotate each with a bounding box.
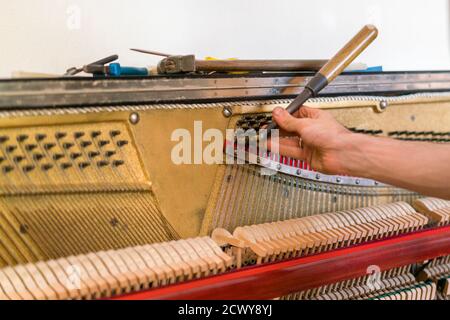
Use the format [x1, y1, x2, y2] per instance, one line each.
[264, 25, 378, 134]
[318, 24, 378, 82]
[195, 59, 328, 72]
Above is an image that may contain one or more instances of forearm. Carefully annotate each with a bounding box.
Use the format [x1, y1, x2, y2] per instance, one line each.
[340, 134, 450, 199]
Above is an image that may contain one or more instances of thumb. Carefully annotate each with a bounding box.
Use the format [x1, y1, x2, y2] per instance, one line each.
[272, 107, 309, 134]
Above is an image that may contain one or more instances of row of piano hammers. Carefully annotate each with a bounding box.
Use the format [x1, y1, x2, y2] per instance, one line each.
[0, 197, 449, 300]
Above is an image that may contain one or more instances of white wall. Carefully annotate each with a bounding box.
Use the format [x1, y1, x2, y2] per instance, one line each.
[0, 0, 449, 77]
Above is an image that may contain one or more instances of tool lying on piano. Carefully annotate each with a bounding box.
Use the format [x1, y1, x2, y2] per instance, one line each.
[64, 54, 149, 77]
[64, 54, 119, 76]
[265, 24, 378, 132]
[130, 48, 329, 74]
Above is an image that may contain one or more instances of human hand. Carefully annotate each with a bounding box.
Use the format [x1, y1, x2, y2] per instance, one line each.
[268, 106, 356, 175]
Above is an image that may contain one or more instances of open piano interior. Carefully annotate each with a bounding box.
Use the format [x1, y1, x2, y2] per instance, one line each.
[0, 71, 449, 300]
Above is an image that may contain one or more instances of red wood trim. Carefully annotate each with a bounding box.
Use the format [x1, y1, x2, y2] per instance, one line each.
[113, 226, 450, 300]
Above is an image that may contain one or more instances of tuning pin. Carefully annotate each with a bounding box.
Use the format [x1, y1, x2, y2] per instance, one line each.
[33, 153, 45, 161]
[97, 160, 109, 167]
[52, 154, 64, 161]
[25, 144, 38, 151]
[13, 155, 25, 163]
[74, 132, 85, 139]
[98, 140, 110, 147]
[78, 162, 90, 169]
[60, 163, 73, 170]
[22, 165, 35, 173]
[70, 152, 82, 160]
[62, 142, 74, 150]
[41, 163, 53, 171]
[116, 140, 128, 147]
[88, 151, 100, 159]
[35, 133, 47, 141]
[6, 145, 17, 153]
[55, 132, 67, 139]
[91, 131, 101, 138]
[16, 134, 29, 142]
[2, 165, 14, 173]
[44, 143, 56, 150]
[80, 141, 92, 148]
[112, 160, 124, 167]
[110, 130, 121, 137]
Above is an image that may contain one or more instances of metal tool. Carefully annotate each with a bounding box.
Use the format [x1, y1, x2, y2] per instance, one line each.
[64, 54, 119, 76]
[130, 48, 173, 57]
[265, 24, 378, 132]
[131, 48, 328, 74]
[157, 56, 328, 74]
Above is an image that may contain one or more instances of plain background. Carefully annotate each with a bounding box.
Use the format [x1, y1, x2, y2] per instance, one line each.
[1, 0, 450, 77]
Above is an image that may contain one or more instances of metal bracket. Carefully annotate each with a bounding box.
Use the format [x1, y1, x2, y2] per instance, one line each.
[157, 55, 196, 74]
